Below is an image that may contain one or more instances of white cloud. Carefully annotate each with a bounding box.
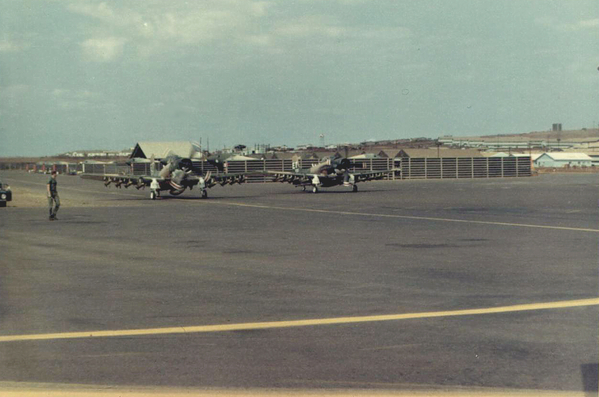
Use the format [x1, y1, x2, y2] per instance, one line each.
[336, 0, 369, 4]
[0, 37, 29, 53]
[249, 1, 270, 17]
[275, 16, 346, 38]
[49, 88, 102, 111]
[66, 1, 414, 62]
[0, 85, 34, 113]
[578, 18, 599, 29]
[57, 99, 90, 110]
[68, 2, 116, 22]
[52, 88, 70, 97]
[1, 84, 31, 99]
[351, 26, 412, 41]
[566, 58, 599, 83]
[266, 15, 413, 58]
[81, 37, 126, 62]
[535, 16, 599, 32]
[0, 39, 18, 53]
[68, 1, 273, 58]
[52, 88, 98, 99]
[244, 34, 273, 47]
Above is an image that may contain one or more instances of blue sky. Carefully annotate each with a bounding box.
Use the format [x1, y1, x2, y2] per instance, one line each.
[1, 0, 598, 156]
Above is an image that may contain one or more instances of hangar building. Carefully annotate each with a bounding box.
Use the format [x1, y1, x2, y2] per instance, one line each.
[534, 153, 593, 168]
[130, 142, 203, 159]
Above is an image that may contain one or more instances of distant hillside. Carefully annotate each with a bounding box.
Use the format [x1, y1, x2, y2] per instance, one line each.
[446, 128, 599, 142]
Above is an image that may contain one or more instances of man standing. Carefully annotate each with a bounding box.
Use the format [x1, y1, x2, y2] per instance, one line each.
[47, 170, 60, 220]
[150, 178, 160, 199]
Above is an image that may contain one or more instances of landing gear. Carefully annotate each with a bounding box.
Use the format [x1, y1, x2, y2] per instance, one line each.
[201, 190, 208, 199]
[352, 184, 358, 192]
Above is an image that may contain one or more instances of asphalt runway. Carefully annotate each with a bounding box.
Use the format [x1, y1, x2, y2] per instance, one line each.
[0, 171, 598, 395]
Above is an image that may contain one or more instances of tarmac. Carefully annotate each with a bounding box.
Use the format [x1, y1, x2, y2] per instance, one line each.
[0, 171, 598, 396]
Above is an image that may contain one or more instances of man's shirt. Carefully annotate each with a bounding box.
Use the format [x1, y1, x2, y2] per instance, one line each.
[48, 177, 57, 195]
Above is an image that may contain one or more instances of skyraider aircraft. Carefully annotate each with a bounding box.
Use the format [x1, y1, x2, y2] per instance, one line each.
[81, 155, 247, 200]
[267, 156, 391, 193]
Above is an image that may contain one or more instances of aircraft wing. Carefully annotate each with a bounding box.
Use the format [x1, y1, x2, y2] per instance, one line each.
[81, 172, 255, 189]
[266, 170, 313, 184]
[348, 170, 392, 182]
[203, 171, 255, 187]
[266, 170, 391, 184]
[80, 173, 158, 188]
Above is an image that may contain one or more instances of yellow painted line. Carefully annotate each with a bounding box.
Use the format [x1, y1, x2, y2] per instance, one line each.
[200, 200, 599, 234]
[0, 387, 588, 397]
[1, 298, 597, 343]
[0, 382, 588, 397]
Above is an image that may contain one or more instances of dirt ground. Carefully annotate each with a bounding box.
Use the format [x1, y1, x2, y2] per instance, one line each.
[2, 183, 142, 209]
[4, 185, 49, 208]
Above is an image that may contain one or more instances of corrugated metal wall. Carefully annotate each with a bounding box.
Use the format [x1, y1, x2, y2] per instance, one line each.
[81, 157, 532, 180]
[399, 157, 531, 179]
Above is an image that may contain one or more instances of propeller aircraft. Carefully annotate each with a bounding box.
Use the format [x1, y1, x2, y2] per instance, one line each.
[81, 154, 248, 200]
[267, 156, 392, 193]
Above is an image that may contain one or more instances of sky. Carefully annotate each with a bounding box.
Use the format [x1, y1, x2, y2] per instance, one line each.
[1, 0, 598, 157]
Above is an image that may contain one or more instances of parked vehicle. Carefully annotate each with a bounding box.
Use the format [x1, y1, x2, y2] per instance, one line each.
[0, 181, 12, 207]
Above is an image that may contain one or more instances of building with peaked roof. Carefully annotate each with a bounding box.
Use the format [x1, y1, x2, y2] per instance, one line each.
[483, 152, 535, 158]
[130, 142, 203, 159]
[265, 152, 295, 160]
[226, 154, 256, 161]
[349, 153, 382, 160]
[534, 153, 593, 168]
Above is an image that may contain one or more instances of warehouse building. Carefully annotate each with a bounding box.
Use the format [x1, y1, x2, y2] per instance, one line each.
[534, 153, 593, 168]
